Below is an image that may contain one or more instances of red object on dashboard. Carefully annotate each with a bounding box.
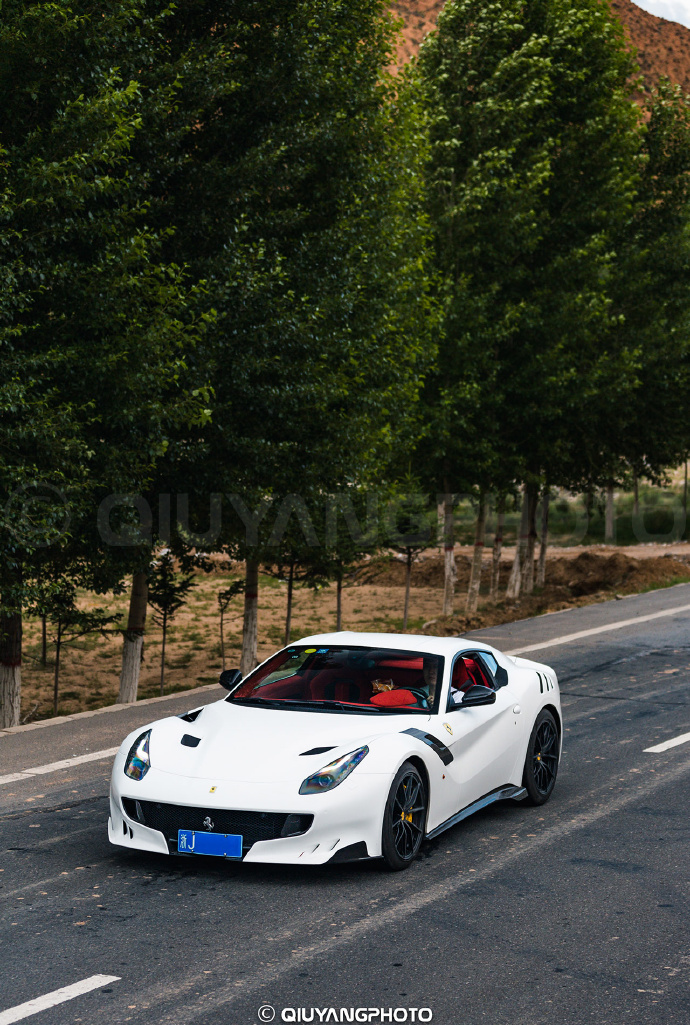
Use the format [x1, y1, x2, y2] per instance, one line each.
[370, 689, 417, 707]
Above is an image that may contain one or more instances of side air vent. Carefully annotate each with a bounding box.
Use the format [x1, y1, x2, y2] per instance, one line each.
[122, 797, 146, 824]
[300, 746, 336, 756]
[178, 708, 203, 723]
[181, 734, 201, 748]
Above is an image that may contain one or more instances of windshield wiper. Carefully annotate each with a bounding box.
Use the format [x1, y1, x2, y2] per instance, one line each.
[230, 697, 286, 709]
[270, 699, 350, 710]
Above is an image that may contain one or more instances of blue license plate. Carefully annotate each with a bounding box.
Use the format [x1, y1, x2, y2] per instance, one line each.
[177, 829, 242, 858]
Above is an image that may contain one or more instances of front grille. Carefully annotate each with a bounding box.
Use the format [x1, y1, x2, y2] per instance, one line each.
[121, 798, 312, 855]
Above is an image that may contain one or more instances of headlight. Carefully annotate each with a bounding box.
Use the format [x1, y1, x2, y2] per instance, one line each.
[299, 746, 368, 795]
[124, 730, 151, 781]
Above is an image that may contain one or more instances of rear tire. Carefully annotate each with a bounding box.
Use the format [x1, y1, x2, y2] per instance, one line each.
[522, 709, 559, 805]
[381, 762, 427, 870]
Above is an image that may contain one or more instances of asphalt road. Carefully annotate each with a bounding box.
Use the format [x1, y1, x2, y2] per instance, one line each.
[1, 585, 689, 1025]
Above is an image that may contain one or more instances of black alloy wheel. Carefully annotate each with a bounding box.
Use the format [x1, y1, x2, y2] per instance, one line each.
[522, 709, 559, 805]
[381, 762, 427, 870]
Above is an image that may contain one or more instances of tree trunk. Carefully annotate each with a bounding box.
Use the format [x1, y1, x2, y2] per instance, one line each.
[220, 607, 226, 672]
[160, 611, 167, 696]
[118, 571, 148, 704]
[0, 609, 22, 728]
[633, 476, 639, 518]
[605, 482, 615, 543]
[523, 486, 538, 595]
[506, 488, 529, 599]
[336, 574, 342, 631]
[490, 497, 505, 599]
[442, 491, 456, 616]
[240, 559, 259, 677]
[41, 615, 47, 668]
[466, 496, 487, 614]
[403, 549, 412, 630]
[284, 557, 294, 646]
[53, 620, 62, 717]
[537, 487, 550, 588]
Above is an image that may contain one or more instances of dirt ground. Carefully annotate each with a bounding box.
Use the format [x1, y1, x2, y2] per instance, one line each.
[18, 543, 690, 722]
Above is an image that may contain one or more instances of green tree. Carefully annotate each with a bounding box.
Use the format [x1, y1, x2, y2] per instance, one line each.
[29, 578, 115, 717]
[606, 82, 690, 488]
[0, 0, 206, 726]
[125, 2, 437, 670]
[147, 552, 198, 695]
[414, 0, 643, 601]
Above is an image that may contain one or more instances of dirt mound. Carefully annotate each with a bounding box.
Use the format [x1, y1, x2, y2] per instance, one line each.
[391, 0, 690, 95]
[355, 554, 465, 588]
[357, 549, 690, 597]
[546, 551, 690, 595]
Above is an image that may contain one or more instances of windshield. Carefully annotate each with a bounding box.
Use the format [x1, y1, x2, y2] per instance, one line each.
[227, 646, 444, 714]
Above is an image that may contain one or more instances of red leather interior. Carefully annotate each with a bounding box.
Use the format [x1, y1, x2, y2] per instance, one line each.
[451, 657, 492, 694]
[307, 671, 371, 704]
[370, 689, 417, 707]
[378, 658, 424, 671]
[451, 659, 472, 693]
[463, 657, 491, 688]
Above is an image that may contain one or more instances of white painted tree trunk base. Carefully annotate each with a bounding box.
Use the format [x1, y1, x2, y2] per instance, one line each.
[443, 546, 456, 616]
[505, 546, 522, 599]
[118, 634, 144, 704]
[241, 560, 259, 678]
[605, 483, 615, 543]
[241, 608, 258, 677]
[0, 664, 21, 728]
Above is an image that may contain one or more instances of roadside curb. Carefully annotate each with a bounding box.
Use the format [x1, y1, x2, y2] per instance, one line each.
[0, 683, 222, 737]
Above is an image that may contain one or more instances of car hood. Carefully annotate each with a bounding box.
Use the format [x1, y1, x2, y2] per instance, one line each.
[148, 699, 426, 783]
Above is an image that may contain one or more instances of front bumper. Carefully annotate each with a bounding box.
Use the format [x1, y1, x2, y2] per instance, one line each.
[109, 768, 392, 865]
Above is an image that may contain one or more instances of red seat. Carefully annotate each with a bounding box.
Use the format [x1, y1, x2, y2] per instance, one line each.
[451, 659, 473, 694]
[307, 670, 371, 704]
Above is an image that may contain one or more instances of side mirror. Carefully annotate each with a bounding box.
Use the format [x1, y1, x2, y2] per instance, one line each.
[219, 668, 242, 691]
[461, 685, 496, 707]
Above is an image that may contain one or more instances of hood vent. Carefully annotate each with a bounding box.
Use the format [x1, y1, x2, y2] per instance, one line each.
[300, 746, 336, 756]
[181, 734, 201, 748]
[179, 708, 203, 723]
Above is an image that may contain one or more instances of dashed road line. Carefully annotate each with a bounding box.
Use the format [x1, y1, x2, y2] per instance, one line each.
[0, 975, 120, 1024]
[0, 748, 118, 787]
[645, 729, 690, 753]
[504, 602, 690, 656]
[143, 753, 690, 1023]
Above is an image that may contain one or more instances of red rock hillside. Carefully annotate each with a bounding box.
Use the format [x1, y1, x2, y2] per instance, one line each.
[391, 0, 690, 94]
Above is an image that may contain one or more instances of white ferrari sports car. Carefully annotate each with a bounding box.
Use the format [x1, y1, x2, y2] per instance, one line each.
[109, 632, 561, 870]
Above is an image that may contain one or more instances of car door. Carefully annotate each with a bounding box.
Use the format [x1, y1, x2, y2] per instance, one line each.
[434, 651, 523, 815]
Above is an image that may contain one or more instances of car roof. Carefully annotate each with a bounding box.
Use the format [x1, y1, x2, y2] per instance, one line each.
[292, 631, 494, 657]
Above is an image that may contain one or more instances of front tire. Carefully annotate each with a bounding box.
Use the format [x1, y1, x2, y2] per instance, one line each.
[381, 762, 427, 870]
[522, 709, 559, 805]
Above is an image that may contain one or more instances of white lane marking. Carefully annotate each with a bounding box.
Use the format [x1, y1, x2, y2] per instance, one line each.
[505, 602, 690, 656]
[0, 748, 118, 787]
[645, 730, 690, 753]
[0, 975, 120, 1024]
[137, 754, 690, 1019]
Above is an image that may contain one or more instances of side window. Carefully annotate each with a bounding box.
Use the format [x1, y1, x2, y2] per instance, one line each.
[477, 651, 509, 689]
[448, 653, 494, 709]
[478, 652, 498, 677]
